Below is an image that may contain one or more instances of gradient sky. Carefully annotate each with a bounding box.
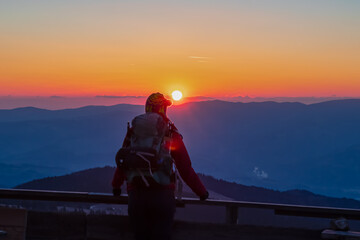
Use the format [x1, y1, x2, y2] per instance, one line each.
[1, 0, 359, 98]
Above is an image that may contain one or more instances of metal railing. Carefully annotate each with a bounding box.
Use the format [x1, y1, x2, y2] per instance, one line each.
[1, 188, 360, 224]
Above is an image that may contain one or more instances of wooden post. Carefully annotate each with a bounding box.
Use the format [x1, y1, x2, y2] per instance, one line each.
[226, 206, 238, 225]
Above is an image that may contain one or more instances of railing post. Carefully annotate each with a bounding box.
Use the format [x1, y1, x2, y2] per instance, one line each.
[226, 205, 238, 225]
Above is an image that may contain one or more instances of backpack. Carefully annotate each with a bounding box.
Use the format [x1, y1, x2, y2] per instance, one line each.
[117, 112, 174, 186]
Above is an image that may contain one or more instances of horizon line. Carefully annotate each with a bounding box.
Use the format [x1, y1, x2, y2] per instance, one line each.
[1, 95, 360, 99]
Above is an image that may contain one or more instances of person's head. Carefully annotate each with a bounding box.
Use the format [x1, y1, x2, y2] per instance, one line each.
[145, 92, 172, 116]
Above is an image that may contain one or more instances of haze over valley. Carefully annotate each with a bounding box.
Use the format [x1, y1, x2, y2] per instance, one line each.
[1, 99, 360, 200]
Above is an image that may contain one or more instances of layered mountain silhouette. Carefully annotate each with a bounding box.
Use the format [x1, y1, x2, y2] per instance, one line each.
[1, 100, 360, 199]
[16, 166, 360, 209]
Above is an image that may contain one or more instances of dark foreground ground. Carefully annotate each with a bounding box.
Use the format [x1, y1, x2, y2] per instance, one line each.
[26, 211, 321, 240]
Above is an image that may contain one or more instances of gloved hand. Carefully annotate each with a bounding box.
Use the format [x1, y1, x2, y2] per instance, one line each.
[113, 188, 121, 197]
[200, 191, 209, 201]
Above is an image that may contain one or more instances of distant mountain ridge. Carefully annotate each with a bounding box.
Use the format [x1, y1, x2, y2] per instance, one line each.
[1, 95, 357, 110]
[1, 99, 360, 199]
[0, 104, 143, 122]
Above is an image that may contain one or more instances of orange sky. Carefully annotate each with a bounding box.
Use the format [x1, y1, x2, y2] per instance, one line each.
[1, 1, 359, 98]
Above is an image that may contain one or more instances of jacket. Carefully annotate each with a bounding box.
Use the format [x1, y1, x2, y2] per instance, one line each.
[111, 118, 207, 197]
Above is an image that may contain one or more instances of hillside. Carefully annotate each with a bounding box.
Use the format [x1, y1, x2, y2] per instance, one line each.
[15, 166, 360, 209]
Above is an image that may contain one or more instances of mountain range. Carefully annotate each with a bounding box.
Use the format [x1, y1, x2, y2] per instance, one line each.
[16, 166, 360, 209]
[1, 100, 360, 199]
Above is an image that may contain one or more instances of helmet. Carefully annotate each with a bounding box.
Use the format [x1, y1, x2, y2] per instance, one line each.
[145, 92, 172, 115]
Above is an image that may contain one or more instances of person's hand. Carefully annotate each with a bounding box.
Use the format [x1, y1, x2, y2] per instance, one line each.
[113, 188, 121, 197]
[200, 191, 209, 201]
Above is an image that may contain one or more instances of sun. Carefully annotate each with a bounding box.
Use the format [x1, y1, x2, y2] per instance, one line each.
[171, 90, 183, 101]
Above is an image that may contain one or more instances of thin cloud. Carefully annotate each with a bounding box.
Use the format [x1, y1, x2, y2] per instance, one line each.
[188, 56, 211, 59]
[50, 96, 65, 98]
[186, 96, 214, 101]
[95, 95, 145, 99]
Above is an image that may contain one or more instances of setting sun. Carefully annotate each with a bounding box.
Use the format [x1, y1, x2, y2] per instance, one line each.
[172, 90, 183, 101]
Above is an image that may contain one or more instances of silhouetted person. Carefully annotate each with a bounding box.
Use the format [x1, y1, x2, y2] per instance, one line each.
[112, 92, 208, 240]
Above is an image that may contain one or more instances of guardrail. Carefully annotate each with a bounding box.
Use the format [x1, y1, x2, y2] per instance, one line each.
[1, 188, 360, 224]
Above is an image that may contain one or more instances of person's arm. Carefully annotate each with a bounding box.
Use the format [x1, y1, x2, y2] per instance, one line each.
[112, 167, 125, 196]
[171, 131, 208, 199]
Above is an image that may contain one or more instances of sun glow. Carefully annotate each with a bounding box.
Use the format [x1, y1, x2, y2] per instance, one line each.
[171, 90, 183, 101]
